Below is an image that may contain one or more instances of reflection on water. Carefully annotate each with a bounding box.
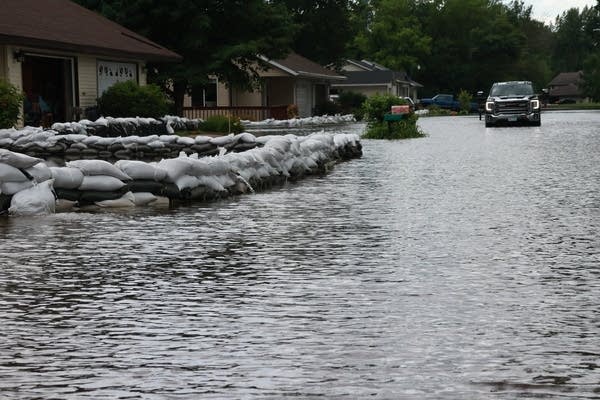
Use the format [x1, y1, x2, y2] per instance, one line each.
[1, 112, 600, 399]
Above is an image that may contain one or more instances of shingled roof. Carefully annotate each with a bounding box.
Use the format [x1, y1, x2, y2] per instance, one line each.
[0, 0, 181, 62]
[263, 53, 346, 81]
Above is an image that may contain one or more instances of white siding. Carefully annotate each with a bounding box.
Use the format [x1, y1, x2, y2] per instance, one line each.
[77, 55, 97, 110]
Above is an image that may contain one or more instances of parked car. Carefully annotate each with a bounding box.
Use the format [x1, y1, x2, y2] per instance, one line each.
[418, 93, 478, 112]
[484, 81, 541, 127]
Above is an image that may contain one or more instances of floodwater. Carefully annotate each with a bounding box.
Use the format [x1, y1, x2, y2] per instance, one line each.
[1, 111, 600, 399]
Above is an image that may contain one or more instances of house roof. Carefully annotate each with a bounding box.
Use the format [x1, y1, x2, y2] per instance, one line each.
[0, 0, 181, 62]
[334, 70, 423, 88]
[264, 53, 346, 81]
[548, 71, 582, 87]
[549, 84, 583, 97]
[344, 59, 390, 71]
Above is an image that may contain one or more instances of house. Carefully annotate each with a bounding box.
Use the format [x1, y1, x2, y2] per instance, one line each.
[185, 53, 346, 119]
[0, 0, 181, 126]
[547, 71, 585, 103]
[331, 59, 423, 101]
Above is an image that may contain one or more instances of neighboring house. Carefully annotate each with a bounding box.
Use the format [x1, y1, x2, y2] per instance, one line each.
[185, 53, 346, 118]
[331, 59, 423, 101]
[0, 0, 181, 126]
[547, 71, 585, 103]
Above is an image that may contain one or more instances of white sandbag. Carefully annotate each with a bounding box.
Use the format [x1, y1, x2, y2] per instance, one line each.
[95, 191, 136, 208]
[188, 158, 211, 176]
[0, 162, 29, 182]
[78, 175, 126, 191]
[194, 135, 212, 144]
[1, 180, 34, 195]
[0, 149, 42, 169]
[25, 163, 52, 183]
[157, 158, 191, 183]
[177, 136, 195, 146]
[234, 132, 256, 143]
[55, 198, 77, 212]
[175, 174, 200, 190]
[50, 167, 85, 189]
[198, 176, 226, 192]
[8, 180, 56, 215]
[210, 134, 235, 147]
[115, 160, 167, 181]
[67, 159, 131, 181]
[132, 192, 158, 206]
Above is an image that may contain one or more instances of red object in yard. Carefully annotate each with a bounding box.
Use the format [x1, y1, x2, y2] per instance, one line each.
[391, 105, 410, 114]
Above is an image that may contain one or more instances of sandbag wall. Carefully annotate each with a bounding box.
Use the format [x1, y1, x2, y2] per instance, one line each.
[1, 132, 362, 216]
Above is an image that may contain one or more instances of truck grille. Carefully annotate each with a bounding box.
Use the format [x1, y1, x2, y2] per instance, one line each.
[494, 100, 529, 114]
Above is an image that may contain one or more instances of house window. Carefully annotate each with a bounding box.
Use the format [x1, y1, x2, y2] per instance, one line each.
[97, 60, 137, 96]
[192, 79, 217, 107]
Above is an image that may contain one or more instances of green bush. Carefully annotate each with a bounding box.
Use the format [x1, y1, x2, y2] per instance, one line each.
[97, 80, 170, 118]
[200, 115, 244, 134]
[362, 94, 424, 139]
[0, 80, 24, 128]
[458, 89, 473, 114]
[314, 100, 341, 116]
[338, 91, 367, 119]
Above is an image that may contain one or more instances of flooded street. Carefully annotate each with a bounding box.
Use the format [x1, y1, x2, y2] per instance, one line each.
[1, 111, 600, 399]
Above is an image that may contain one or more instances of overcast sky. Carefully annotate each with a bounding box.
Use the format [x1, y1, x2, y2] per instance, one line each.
[520, 0, 597, 24]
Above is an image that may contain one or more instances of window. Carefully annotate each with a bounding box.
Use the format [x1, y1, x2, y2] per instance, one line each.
[192, 79, 217, 107]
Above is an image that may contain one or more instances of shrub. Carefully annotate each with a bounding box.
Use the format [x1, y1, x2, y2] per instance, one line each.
[314, 100, 341, 116]
[0, 80, 24, 128]
[97, 80, 170, 118]
[338, 91, 367, 119]
[200, 115, 244, 134]
[362, 94, 424, 139]
[458, 89, 473, 114]
[287, 104, 299, 119]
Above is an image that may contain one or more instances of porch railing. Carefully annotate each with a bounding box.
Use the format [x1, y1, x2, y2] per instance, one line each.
[182, 105, 289, 121]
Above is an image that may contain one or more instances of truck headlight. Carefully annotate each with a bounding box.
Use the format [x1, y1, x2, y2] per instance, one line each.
[485, 101, 494, 112]
[531, 99, 540, 110]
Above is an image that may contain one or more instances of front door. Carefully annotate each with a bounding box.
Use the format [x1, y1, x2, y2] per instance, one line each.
[22, 54, 76, 126]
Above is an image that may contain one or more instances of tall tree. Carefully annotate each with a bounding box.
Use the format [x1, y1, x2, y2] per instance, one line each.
[272, 0, 361, 66]
[353, 0, 431, 74]
[74, 0, 295, 114]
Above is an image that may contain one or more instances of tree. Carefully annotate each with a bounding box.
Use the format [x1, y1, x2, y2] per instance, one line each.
[581, 53, 600, 101]
[74, 0, 295, 115]
[353, 0, 431, 73]
[272, 0, 361, 66]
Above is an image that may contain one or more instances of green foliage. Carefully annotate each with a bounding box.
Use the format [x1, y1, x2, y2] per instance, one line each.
[0, 80, 24, 128]
[200, 115, 244, 134]
[75, 0, 295, 114]
[362, 94, 423, 139]
[314, 100, 341, 116]
[424, 105, 453, 116]
[582, 53, 600, 102]
[338, 91, 367, 119]
[97, 81, 170, 118]
[362, 114, 424, 140]
[457, 89, 473, 114]
[363, 94, 408, 123]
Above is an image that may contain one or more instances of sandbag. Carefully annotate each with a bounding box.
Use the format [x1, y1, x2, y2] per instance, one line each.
[78, 175, 127, 191]
[95, 191, 136, 208]
[175, 174, 200, 191]
[25, 163, 52, 183]
[132, 192, 158, 206]
[0, 194, 12, 214]
[55, 198, 78, 212]
[8, 180, 56, 215]
[128, 179, 165, 195]
[50, 167, 85, 189]
[0, 149, 42, 169]
[54, 188, 81, 202]
[79, 187, 129, 204]
[0, 162, 29, 182]
[114, 160, 167, 181]
[157, 158, 191, 183]
[1, 180, 34, 195]
[67, 159, 131, 181]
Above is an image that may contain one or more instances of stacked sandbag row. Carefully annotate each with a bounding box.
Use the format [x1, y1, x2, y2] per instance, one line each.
[1, 132, 362, 215]
[0, 149, 56, 215]
[50, 115, 201, 137]
[243, 114, 356, 129]
[0, 128, 259, 162]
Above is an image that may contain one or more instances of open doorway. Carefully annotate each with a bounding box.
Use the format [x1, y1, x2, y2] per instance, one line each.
[21, 54, 76, 126]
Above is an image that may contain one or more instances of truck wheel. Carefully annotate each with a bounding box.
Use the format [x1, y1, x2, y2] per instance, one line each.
[485, 121, 494, 128]
[531, 120, 541, 127]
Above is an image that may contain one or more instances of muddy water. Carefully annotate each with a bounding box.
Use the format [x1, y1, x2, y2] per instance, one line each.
[1, 111, 599, 399]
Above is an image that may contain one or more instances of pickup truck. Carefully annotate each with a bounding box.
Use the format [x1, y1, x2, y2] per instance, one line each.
[484, 81, 541, 127]
[418, 94, 478, 112]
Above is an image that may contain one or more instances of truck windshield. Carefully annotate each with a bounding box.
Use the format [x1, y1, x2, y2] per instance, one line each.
[490, 83, 534, 97]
